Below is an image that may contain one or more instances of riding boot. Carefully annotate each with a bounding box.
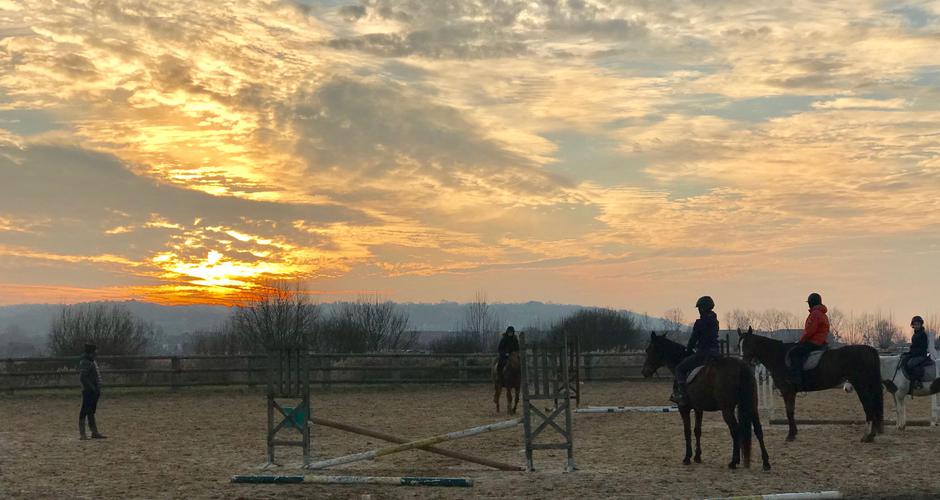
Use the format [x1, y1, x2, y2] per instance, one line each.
[787, 365, 802, 388]
[88, 415, 107, 439]
[79, 416, 88, 440]
[670, 381, 689, 406]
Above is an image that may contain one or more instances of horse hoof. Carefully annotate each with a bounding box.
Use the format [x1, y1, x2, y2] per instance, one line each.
[763, 463, 771, 471]
[728, 462, 737, 470]
[861, 435, 875, 443]
[785, 435, 796, 442]
[682, 458, 691, 465]
[693, 457, 702, 464]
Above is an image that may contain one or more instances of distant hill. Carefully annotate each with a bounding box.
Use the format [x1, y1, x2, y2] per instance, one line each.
[0, 300, 670, 355]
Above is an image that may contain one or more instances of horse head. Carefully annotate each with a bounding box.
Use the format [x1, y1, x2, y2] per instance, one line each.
[642, 331, 670, 378]
[736, 326, 757, 365]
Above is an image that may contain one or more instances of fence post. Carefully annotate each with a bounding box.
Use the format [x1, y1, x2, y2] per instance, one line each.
[583, 353, 593, 382]
[4, 359, 13, 393]
[458, 356, 467, 382]
[323, 356, 332, 389]
[171, 356, 181, 390]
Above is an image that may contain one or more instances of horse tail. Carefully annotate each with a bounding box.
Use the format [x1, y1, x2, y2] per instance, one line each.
[869, 348, 885, 433]
[736, 361, 755, 467]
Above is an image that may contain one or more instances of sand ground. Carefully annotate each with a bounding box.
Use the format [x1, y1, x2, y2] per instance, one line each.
[2, 381, 938, 499]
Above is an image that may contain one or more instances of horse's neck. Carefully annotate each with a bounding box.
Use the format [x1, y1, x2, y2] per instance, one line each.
[754, 337, 787, 370]
[662, 342, 685, 373]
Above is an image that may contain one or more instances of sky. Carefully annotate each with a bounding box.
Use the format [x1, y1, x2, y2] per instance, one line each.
[0, 0, 939, 322]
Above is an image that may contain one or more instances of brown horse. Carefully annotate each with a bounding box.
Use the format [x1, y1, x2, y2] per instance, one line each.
[737, 326, 884, 442]
[493, 352, 520, 414]
[642, 332, 771, 470]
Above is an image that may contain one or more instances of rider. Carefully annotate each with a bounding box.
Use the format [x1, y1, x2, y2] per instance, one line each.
[787, 292, 830, 388]
[671, 296, 720, 406]
[497, 326, 520, 384]
[903, 316, 929, 390]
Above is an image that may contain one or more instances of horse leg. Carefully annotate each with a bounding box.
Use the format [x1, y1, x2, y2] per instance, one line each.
[494, 379, 501, 413]
[721, 407, 740, 469]
[512, 384, 520, 413]
[783, 390, 797, 442]
[506, 386, 513, 415]
[854, 384, 877, 442]
[752, 410, 771, 471]
[681, 408, 693, 465]
[898, 389, 907, 431]
[693, 409, 703, 463]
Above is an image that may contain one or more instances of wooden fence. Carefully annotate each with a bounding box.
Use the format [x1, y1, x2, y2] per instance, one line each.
[0, 351, 671, 392]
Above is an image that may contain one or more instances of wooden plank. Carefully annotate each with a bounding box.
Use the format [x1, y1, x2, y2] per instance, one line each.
[231, 475, 474, 487]
[305, 418, 522, 470]
[310, 416, 523, 471]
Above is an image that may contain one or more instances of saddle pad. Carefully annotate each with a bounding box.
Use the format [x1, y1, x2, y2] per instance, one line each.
[687, 366, 705, 384]
[923, 363, 937, 382]
[784, 348, 826, 371]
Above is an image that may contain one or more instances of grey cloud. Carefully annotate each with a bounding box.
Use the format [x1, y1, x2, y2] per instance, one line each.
[280, 76, 570, 196]
[0, 144, 374, 259]
[54, 53, 98, 79]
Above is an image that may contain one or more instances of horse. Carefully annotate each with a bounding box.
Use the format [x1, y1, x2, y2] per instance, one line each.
[492, 351, 520, 414]
[642, 332, 771, 470]
[737, 326, 884, 442]
[843, 354, 940, 430]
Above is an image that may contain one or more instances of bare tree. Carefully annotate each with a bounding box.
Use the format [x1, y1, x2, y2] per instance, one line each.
[48, 303, 156, 357]
[663, 308, 686, 332]
[339, 295, 414, 351]
[828, 308, 845, 343]
[755, 309, 799, 333]
[462, 291, 500, 351]
[230, 282, 320, 352]
[867, 316, 902, 350]
[724, 309, 757, 331]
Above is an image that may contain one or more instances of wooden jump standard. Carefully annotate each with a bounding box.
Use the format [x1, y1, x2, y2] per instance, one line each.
[309, 416, 524, 471]
[232, 475, 473, 487]
[305, 418, 521, 470]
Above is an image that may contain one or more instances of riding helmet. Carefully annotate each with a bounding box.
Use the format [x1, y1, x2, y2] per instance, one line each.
[911, 316, 925, 327]
[505, 326, 515, 334]
[695, 296, 715, 310]
[807, 293, 822, 307]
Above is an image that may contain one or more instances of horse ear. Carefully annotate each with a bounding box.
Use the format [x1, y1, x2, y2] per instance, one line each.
[650, 330, 658, 339]
[747, 326, 753, 335]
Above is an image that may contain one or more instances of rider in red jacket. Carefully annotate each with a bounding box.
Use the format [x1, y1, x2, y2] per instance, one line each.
[787, 293, 830, 388]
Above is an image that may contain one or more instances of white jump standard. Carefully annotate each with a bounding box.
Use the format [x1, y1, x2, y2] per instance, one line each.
[232, 475, 473, 487]
[575, 405, 680, 414]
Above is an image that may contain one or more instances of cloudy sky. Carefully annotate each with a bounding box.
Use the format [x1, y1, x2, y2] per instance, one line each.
[0, 0, 939, 320]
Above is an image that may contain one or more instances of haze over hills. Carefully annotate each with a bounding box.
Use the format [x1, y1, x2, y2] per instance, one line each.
[0, 300, 670, 354]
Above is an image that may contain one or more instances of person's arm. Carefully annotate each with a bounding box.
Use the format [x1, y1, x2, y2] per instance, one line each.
[79, 359, 95, 392]
[687, 320, 701, 351]
[799, 313, 818, 343]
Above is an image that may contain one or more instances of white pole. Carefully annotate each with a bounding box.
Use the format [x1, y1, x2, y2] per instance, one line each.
[576, 406, 679, 414]
[305, 418, 521, 470]
[707, 491, 842, 500]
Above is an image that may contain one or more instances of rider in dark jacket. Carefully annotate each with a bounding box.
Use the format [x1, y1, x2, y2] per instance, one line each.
[904, 316, 930, 389]
[671, 296, 721, 406]
[497, 327, 520, 383]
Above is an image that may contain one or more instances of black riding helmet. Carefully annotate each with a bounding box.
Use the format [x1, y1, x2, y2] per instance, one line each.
[504, 326, 515, 335]
[695, 296, 715, 311]
[807, 293, 822, 307]
[912, 316, 925, 327]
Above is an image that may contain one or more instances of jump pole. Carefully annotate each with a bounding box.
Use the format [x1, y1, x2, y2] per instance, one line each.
[305, 418, 522, 470]
[232, 475, 473, 487]
[706, 492, 841, 500]
[309, 416, 524, 471]
[576, 406, 679, 414]
[770, 418, 930, 427]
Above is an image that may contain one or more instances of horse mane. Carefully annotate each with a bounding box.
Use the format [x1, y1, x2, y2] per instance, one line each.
[653, 334, 688, 364]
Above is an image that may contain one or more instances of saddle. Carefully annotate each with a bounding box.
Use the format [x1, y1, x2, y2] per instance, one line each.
[784, 345, 830, 371]
[903, 356, 936, 382]
[685, 362, 714, 384]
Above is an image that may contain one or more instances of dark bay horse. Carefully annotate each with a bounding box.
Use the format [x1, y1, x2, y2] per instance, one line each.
[642, 332, 770, 470]
[493, 352, 520, 414]
[737, 327, 883, 442]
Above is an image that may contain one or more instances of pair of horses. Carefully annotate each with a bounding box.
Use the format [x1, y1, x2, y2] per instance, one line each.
[642, 327, 885, 470]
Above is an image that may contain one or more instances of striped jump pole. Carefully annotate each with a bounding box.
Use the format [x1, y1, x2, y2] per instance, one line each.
[706, 491, 841, 500]
[575, 406, 680, 414]
[305, 418, 522, 470]
[309, 416, 523, 471]
[232, 475, 473, 487]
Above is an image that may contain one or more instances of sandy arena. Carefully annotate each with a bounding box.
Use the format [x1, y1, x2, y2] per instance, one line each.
[2, 381, 939, 499]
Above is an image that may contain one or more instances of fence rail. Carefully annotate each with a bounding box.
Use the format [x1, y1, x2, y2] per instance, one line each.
[0, 351, 669, 392]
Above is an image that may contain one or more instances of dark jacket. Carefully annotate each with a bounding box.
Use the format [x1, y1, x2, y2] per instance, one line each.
[687, 311, 720, 355]
[910, 327, 928, 357]
[498, 334, 520, 355]
[79, 353, 101, 392]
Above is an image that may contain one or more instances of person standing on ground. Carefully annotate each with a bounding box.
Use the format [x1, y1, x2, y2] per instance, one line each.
[79, 343, 107, 440]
